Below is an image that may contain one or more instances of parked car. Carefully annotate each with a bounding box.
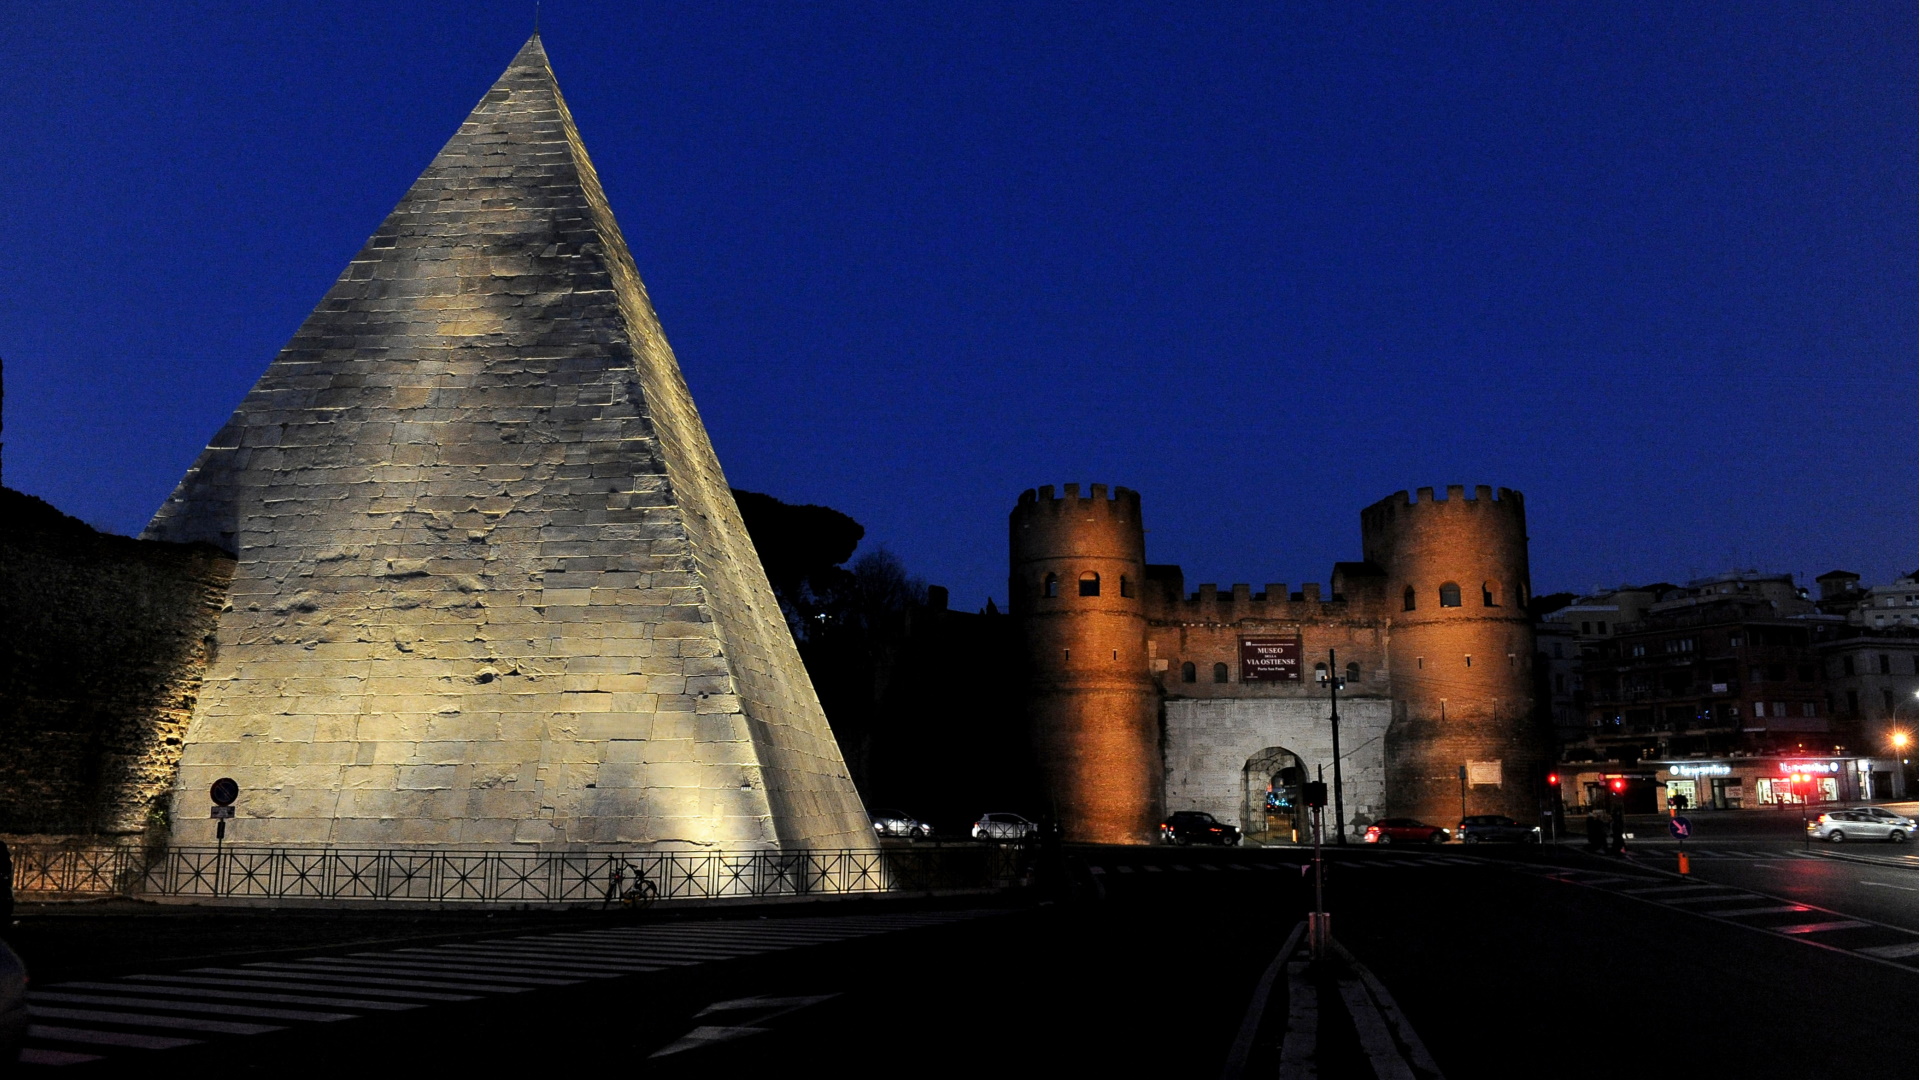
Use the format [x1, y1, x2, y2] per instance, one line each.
[1457, 815, 1542, 844]
[1363, 818, 1451, 845]
[1808, 809, 1912, 844]
[972, 812, 1039, 842]
[0, 939, 25, 1068]
[1160, 811, 1240, 846]
[869, 809, 933, 840]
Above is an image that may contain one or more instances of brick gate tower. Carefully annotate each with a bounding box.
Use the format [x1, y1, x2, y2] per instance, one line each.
[1009, 485, 1159, 843]
[1361, 486, 1543, 825]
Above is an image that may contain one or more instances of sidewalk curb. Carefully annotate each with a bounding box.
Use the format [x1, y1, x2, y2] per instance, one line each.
[1802, 848, 1920, 869]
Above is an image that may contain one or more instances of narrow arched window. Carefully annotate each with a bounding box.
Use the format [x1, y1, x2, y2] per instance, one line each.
[1403, 586, 1416, 612]
[1346, 661, 1360, 684]
[1043, 573, 1058, 598]
[1314, 662, 1329, 683]
[1482, 581, 1500, 607]
[1213, 662, 1229, 683]
[1079, 571, 1100, 597]
[1181, 661, 1197, 683]
[1119, 574, 1133, 598]
[1439, 582, 1462, 608]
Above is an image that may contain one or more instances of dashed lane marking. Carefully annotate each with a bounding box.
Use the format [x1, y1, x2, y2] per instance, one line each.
[1775, 920, 1872, 935]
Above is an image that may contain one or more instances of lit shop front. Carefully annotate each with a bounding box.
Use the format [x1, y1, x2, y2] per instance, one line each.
[1647, 758, 1901, 809]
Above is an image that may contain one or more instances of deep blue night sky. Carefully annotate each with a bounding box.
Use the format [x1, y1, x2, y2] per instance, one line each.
[3, 2, 1913, 609]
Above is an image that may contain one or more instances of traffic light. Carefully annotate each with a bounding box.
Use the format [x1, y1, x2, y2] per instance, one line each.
[1609, 778, 1626, 793]
[1547, 773, 1560, 787]
[1303, 781, 1329, 808]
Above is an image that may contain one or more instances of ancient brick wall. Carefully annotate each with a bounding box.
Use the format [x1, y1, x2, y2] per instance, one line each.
[1362, 486, 1545, 824]
[1010, 484, 1160, 843]
[0, 488, 233, 837]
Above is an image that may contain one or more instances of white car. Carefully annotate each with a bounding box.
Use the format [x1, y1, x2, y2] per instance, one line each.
[1807, 808, 1913, 843]
[870, 809, 932, 840]
[971, 812, 1039, 842]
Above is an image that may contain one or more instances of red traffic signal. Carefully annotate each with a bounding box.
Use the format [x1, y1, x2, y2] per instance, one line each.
[1609, 778, 1626, 793]
[1547, 773, 1560, 786]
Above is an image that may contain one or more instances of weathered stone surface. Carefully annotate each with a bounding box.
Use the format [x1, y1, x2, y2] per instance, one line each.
[1162, 698, 1390, 840]
[143, 36, 872, 851]
[0, 488, 233, 838]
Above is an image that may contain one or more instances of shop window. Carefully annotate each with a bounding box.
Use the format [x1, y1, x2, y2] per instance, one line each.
[1079, 572, 1100, 597]
[1403, 586, 1416, 611]
[1119, 574, 1133, 598]
[1181, 661, 1196, 683]
[1043, 573, 1058, 598]
[1481, 581, 1500, 607]
[1438, 582, 1462, 608]
[1213, 662, 1229, 683]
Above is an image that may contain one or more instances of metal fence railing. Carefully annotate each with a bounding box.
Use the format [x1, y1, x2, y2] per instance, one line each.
[9, 843, 1024, 905]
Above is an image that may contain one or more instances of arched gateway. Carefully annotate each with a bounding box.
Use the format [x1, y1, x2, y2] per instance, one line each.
[1243, 746, 1308, 844]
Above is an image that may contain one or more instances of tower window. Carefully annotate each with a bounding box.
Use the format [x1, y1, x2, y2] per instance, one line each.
[1403, 586, 1416, 612]
[1120, 574, 1133, 598]
[1465, 655, 1473, 668]
[1416, 656, 1424, 669]
[1481, 581, 1500, 607]
[1212, 662, 1229, 683]
[1439, 582, 1462, 608]
[1043, 573, 1058, 598]
[1181, 661, 1196, 683]
[1079, 571, 1100, 597]
[1345, 661, 1360, 684]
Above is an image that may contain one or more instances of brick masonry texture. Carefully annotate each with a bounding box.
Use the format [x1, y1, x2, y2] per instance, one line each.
[0, 488, 233, 838]
[141, 36, 873, 851]
[1014, 482, 1541, 843]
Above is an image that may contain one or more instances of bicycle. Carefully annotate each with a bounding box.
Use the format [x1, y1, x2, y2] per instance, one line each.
[604, 860, 660, 910]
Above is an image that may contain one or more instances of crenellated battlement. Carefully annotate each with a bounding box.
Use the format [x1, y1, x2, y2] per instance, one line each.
[1361, 484, 1524, 528]
[1014, 483, 1142, 518]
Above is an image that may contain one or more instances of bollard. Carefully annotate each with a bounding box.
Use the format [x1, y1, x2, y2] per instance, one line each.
[1308, 912, 1332, 957]
[1677, 851, 1690, 875]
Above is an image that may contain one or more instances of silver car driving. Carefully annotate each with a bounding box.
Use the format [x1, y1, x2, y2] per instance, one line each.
[1808, 808, 1914, 843]
[971, 812, 1038, 842]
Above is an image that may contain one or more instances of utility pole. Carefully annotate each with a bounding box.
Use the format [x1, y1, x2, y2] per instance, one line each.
[1329, 648, 1347, 845]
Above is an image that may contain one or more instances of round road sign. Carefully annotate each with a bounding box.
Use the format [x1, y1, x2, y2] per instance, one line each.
[1668, 815, 1692, 840]
[210, 777, 240, 807]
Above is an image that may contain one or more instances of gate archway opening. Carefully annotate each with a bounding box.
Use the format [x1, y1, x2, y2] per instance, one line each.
[1243, 746, 1309, 844]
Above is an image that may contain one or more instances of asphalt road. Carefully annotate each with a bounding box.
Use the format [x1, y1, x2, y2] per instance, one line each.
[5, 834, 1914, 1077]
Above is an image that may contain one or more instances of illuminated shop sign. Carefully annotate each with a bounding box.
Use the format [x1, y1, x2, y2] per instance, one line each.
[1667, 763, 1731, 778]
[1777, 761, 1840, 774]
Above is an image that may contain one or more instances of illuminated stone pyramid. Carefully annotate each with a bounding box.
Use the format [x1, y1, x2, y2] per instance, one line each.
[144, 36, 874, 850]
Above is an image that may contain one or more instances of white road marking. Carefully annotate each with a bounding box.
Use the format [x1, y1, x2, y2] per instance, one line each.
[1775, 920, 1871, 934]
[1857, 942, 1920, 958]
[16, 1048, 103, 1065]
[225, 964, 532, 993]
[26, 1005, 284, 1036]
[1707, 905, 1812, 917]
[1859, 880, 1918, 892]
[30, 991, 356, 1022]
[127, 973, 479, 1002]
[63, 979, 422, 1010]
[1336, 979, 1416, 1080]
[287, 957, 594, 983]
[26, 1024, 200, 1050]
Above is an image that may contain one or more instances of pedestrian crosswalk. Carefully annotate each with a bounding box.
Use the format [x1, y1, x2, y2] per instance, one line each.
[1517, 865, 1920, 971]
[15, 910, 990, 1067]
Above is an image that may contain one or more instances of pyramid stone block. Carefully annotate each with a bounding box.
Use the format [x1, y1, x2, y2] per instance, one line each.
[143, 36, 874, 851]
